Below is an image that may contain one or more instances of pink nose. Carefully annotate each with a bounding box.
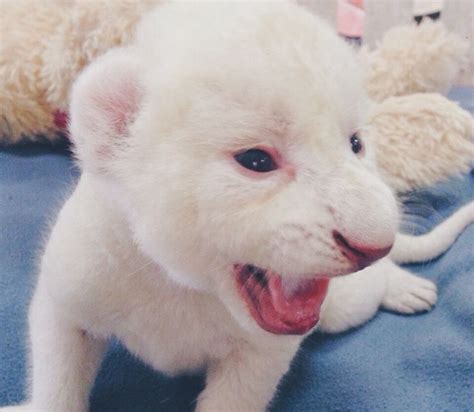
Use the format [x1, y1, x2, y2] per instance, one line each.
[333, 231, 393, 270]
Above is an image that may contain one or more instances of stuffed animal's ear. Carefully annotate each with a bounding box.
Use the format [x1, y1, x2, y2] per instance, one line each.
[69, 48, 143, 173]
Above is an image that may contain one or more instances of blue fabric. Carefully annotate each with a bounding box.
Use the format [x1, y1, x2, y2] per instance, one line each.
[1, 87, 473, 411]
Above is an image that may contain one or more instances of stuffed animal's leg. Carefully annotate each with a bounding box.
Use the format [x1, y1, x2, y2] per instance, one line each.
[196, 344, 297, 412]
[7, 286, 106, 412]
[318, 258, 437, 333]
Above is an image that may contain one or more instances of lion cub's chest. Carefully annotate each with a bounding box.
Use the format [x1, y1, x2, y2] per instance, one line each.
[108, 271, 238, 376]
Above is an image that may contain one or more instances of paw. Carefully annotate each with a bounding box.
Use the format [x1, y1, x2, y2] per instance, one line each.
[382, 271, 437, 314]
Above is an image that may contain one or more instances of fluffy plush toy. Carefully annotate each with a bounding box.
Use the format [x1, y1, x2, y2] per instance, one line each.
[363, 20, 469, 102]
[367, 92, 473, 192]
[0, 0, 157, 143]
[360, 21, 473, 192]
[0, 1, 472, 193]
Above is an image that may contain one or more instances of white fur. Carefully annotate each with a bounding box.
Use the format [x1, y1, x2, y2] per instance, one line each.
[319, 258, 438, 333]
[391, 201, 474, 264]
[2, 3, 471, 411]
[366, 93, 474, 192]
[363, 19, 469, 102]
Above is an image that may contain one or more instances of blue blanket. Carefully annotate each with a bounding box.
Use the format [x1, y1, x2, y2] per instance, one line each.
[1, 87, 473, 411]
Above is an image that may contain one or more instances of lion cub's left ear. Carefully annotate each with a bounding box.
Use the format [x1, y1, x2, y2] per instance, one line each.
[69, 48, 144, 173]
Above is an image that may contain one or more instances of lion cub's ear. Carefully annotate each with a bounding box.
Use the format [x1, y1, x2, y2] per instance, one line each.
[69, 48, 144, 173]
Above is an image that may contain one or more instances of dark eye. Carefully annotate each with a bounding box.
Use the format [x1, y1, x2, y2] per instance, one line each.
[350, 133, 363, 155]
[234, 149, 277, 173]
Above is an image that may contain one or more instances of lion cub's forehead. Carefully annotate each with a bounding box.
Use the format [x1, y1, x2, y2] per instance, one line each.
[136, 2, 365, 147]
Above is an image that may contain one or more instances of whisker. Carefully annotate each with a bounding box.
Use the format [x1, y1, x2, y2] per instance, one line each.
[123, 259, 155, 279]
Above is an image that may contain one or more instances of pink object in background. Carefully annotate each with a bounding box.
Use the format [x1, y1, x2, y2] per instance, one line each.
[337, 0, 365, 38]
[53, 109, 69, 130]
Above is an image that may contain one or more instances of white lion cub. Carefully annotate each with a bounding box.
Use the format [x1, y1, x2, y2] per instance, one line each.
[3, 2, 473, 412]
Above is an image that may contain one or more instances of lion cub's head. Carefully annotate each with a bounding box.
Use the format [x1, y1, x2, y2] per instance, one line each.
[69, 2, 397, 336]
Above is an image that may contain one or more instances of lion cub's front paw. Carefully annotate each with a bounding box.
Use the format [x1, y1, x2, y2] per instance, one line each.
[382, 270, 437, 314]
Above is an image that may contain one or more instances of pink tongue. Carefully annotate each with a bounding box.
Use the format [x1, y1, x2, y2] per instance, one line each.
[267, 274, 323, 322]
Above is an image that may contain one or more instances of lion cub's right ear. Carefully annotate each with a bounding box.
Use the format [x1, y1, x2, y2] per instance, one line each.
[69, 48, 144, 173]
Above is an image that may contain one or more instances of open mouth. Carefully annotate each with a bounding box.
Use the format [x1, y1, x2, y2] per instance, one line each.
[234, 264, 329, 335]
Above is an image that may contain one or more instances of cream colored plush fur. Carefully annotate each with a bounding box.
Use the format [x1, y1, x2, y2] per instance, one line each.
[363, 20, 469, 102]
[0, 0, 156, 143]
[0, 1, 64, 142]
[359, 20, 473, 192]
[2, 3, 473, 411]
[367, 93, 474, 192]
